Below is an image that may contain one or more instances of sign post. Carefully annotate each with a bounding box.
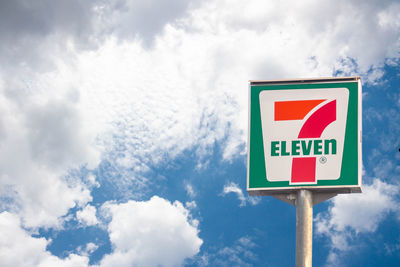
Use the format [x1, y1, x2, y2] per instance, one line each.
[247, 77, 362, 266]
[296, 190, 312, 267]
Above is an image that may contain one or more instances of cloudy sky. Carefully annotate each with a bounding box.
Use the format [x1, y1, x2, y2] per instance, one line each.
[0, 0, 399, 266]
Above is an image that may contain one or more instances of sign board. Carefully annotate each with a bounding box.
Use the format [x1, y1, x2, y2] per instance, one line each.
[247, 77, 362, 195]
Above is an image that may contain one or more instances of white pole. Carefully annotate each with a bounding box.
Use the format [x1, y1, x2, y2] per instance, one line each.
[296, 190, 313, 267]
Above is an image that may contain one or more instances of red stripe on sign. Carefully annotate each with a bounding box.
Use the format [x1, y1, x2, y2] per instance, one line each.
[298, 100, 336, 138]
[291, 157, 316, 183]
[274, 99, 325, 121]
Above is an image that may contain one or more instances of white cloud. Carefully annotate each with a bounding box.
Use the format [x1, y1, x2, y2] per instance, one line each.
[222, 182, 260, 206]
[315, 179, 400, 266]
[99, 196, 202, 267]
[200, 236, 257, 266]
[0, 0, 98, 71]
[317, 179, 399, 233]
[101, 0, 197, 46]
[1, 0, 398, 206]
[185, 183, 196, 198]
[86, 242, 99, 254]
[0, 212, 89, 267]
[0, 0, 399, 263]
[68, 0, 400, 186]
[222, 182, 246, 206]
[186, 200, 197, 210]
[219, 236, 257, 265]
[0, 71, 99, 229]
[2, 196, 202, 266]
[76, 205, 99, 226]
[384, 240, 400, 255]
[77, 242, 99, 257]
[86, 173, 100, 188]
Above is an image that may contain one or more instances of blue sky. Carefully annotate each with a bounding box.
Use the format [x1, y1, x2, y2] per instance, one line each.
[0, 0, 399, 266]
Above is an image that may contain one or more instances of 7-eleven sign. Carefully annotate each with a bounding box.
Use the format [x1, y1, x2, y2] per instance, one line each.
[247, 78, 362, 195]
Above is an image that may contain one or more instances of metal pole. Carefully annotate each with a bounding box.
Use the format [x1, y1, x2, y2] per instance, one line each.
[296, 190, 313, 267]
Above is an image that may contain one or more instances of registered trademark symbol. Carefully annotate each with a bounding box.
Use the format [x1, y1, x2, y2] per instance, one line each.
[319, 156, 327, 164]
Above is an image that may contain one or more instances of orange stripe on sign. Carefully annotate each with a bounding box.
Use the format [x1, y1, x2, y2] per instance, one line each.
[274, 99, 326, 121]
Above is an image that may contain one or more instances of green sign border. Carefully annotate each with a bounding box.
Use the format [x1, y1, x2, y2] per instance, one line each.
[247, 78, 362, 194]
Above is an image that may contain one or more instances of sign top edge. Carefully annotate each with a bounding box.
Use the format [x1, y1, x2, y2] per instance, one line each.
[249, 76, 360, 85]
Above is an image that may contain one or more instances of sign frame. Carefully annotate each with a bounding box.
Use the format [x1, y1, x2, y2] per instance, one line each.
[247, 77, 362, 196]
